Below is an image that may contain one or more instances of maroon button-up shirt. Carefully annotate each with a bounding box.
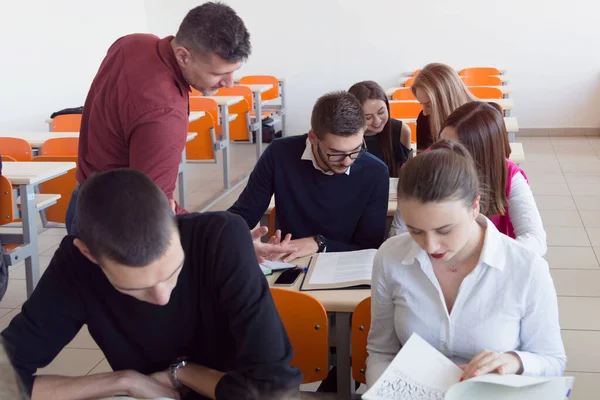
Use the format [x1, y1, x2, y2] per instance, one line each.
[77, 34, 190, 213]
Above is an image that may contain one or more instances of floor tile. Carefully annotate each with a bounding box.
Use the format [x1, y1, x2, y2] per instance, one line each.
[562, 330, 600, 372]
[546, 227, 591, 247]
[546, 247, 599, 269]
[66, 325, 99, 350]
[88, 358, 112, 375]
[0, 308, 12, 319]
[0, 280, 26, 309]
[568, 182, 600, 196]
[579, 211, 600, 228]
[535, 195, 578, 211]
[551, 270, 600, 297]
[585, 228, 600, 247]
[566, 372, 600, 400]
[9, 255, 53, 280]
[0, 309, 21, 332]
[561, 161, 600, 174]
[530, 182, 571, 196]
[559, 297, 600, 330]
[540, 210, 583, 227]
[37, 348, 105, 376]
[574, 196, 600, 211]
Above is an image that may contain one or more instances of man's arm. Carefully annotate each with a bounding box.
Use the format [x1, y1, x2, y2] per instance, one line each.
[127, 107, 189, 214]
[212, 214, 303, 398]
[227, 144, 276, 229]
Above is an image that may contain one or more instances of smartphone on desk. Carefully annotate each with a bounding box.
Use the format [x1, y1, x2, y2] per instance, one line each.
[273, 267, 304, 286]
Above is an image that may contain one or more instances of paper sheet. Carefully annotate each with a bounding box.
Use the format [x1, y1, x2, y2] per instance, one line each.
[446, 376, 574, 400]
[307, 249, 376, 285]
[389, 178, 399, 201]
[260, 260, 296, 271]
[363, 334, 463, 400]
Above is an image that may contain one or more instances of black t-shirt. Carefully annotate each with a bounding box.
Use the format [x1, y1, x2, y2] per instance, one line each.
[1, 212, 302, 399]
[416, 111, 433, 151]
[364, 119, 412, 170]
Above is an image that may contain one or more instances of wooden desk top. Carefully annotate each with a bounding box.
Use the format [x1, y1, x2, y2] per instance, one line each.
[3, 162, 76, 185]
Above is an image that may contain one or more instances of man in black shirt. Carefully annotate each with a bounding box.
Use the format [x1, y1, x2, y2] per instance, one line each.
[1, 169, 302, 400]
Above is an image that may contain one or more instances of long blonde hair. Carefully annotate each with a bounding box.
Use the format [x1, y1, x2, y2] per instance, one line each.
[411, 63, 476, 143]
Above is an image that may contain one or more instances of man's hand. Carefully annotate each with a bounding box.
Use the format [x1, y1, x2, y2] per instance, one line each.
[282, 237, 319, 263]
[252, 226, 297, 263]
[121, 370, 180, 399]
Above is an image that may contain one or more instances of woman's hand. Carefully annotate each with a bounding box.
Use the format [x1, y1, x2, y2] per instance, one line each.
[459, 350, 523, 381]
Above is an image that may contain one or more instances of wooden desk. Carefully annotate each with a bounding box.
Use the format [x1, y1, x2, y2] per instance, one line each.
[2, 162, 75, 297]
[239, 84, 273, 159]
[510, 142, 525, 165]
[45, 112, 205, 131]
[267, 256, 368, 399]
[2, 132, 197, 210]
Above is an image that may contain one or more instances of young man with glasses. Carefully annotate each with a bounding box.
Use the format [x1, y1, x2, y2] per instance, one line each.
[229, 91, 389, 262]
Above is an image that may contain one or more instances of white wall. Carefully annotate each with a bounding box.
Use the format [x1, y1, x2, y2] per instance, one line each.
[0, 0, 148, 131]
[144, 0, 600, 135]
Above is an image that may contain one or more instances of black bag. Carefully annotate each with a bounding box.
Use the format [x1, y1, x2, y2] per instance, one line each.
[50, 106, 84, 119]
[0, 246, 8, 301]
[252, 117, 282, 143]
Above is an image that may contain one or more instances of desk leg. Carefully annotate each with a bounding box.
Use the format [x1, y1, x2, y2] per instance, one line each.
[336, 312, 354, 400]
[21, 184, 40, 297]
[508, 132, 515, 143]
[178, 147, 188, 210]
[254, 92, 263, 160]
[221, 106, 231, 190]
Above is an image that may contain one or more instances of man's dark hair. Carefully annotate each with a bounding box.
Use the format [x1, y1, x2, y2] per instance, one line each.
[175, 2, 251, 62]
[311, 91, 367, 139]
[76, 169, 176, 267]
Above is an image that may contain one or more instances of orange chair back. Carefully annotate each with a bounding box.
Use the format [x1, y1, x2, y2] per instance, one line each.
[239, 75, 279, 101]
[352, 297, 371, 384]
[459, 67, 501, 77]
[0, 138, 33, 161]
[1, 155, 17, 162]
[190, 96, 220, 133]
[404, 77, 415, 87]
[468, 87, 503, 99]
[461, 76, 502, 86]
[270, 288, 329, 383]
[212, 86, 252, 141]
[51, 114, 82, 132]
[32, 156, 78, 223]
[190, 88, 203, 96]
[187, 113, 216, 161]
[412, 69, 421, 77]
[269, 206, 276, 234]
[40, 138, 79, 156]
[389, 102, 422, 119]
[407, 122, 417, 144]
[0, 175, 15, 226]
[391, 88, 416, 101]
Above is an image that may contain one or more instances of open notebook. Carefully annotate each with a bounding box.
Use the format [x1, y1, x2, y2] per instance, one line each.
[300, 249, 376, 290]
[363, 333, 574, 400]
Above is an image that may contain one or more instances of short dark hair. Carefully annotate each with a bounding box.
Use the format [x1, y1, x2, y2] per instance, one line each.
[398, 139, 481, 208]
[76, 169, 176, 267]
[175, 2, 251, 62]
[311, 91, 366, 139]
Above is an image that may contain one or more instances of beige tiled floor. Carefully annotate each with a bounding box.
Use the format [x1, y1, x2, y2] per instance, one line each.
[1, 137, 600, 398]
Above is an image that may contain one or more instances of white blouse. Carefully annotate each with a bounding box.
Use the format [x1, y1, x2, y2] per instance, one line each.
[367, 215, 566, 387]
[388, 172, 547, 256]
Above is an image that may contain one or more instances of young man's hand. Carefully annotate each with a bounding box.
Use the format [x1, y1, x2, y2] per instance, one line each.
[251, 226, 297, 263]
[282, 237, 319, 263]
[121, 370, 180, 399]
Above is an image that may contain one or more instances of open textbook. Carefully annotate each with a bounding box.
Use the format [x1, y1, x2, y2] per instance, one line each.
[389, 177, 399, 201]
[363, 333, 574, 400]
[301, 249, 376, 290]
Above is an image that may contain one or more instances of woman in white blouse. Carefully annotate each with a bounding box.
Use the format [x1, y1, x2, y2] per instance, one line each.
[389, 101, 547, 256]
[367, 140, 565, 386]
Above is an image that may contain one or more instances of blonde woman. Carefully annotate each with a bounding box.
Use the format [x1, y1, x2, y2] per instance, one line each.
[412, 63, 476, 151]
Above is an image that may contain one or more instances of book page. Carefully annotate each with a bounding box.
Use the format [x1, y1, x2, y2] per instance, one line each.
[446, 376, 574, 400]
[307, 249, 376, 285]
[389, 178, 399, 201]
[363, 334, 463, 400]
[260, 260, 296, 271]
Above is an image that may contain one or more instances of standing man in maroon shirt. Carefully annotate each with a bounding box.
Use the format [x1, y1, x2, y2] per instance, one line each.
[66, 2, 249, 235]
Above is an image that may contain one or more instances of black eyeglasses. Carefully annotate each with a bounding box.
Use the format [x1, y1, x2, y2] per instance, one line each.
[318, 140, 367, 162]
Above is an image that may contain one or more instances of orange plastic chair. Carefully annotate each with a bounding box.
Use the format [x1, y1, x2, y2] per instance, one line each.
[468, 87, 503, 99]
[0, 175, 15, 226]
[186, 113, 217, 161]
[0, 138, 33, 161]
[51, 114, 82, 132]
[190, 96, 221, 134]
[389, 102, 422, 119]
[391, 88, 416, 101]
[239, 75, 280, 102]
[40, 138, 79, 156]
[412, 69, 421, 77]
[407, 122, 417, 144]
[270, 288, 329, 384]
[269, 206, 276, 234]
[32, 156, 78, 223]
[190, 87, 203, 96]
[461, 76, 502, 86]
[352, 297, 371, 384]
[459, 67, 501, 77]
[213, 86, 253, 141]
[404, 77, 415, 87]
[1, 155, 17, 162]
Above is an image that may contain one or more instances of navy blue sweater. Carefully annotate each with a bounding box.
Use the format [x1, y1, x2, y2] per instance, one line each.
[229, 134, 389, 252]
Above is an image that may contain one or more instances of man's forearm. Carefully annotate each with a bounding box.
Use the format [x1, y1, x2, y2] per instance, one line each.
[32, 371, 130, 400]
[177, 363, 226, 400]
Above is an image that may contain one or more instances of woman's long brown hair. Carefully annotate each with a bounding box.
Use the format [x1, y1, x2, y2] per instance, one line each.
[441, 101, 510, 217]
[349, 81, 399, 177]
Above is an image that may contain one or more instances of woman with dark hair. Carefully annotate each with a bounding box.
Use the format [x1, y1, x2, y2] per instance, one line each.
[367, 140, 565, 387]
[349, 81, 412, 177]
[390, 101, 546, 256]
